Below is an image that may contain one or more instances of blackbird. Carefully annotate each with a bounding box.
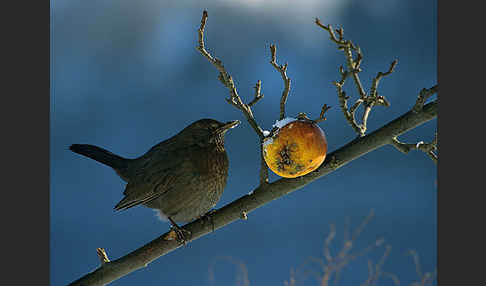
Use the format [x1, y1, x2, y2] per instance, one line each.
[70, 118, 240, 239]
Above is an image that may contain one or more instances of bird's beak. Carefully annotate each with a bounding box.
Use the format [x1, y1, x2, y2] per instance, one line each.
[218, 120, 240, 133]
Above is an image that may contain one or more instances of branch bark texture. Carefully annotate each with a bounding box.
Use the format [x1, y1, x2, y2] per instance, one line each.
[68, 100, 437, 286]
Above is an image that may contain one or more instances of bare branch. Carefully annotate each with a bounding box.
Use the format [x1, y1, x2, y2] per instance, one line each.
[361, 245, 392, 286]
[391, 131, 438, 164]
[269, 44, 292, 120]
[316, 18, 400, 137]
[413, 85, 438, 113]
[96, 248, 110, 265]
[298, 211, 385, 286]
[314, 104, 332, 123]
[352, 209, 374, 242]
[407, 250, 437, 286]
[68, 12, 438, 285]
[197, 10, 265, 139]
[334, 74, 363, 135]
[196, 10, 269, 185]
[248, 80, 264, 107]
[69, 97, 437, 286]
[315, 19, 343, 45]
[382, 272, 401, 286]
[323, 224, 336, 263]
[407, 250, 423, 279]
[369, 60, 398, 98]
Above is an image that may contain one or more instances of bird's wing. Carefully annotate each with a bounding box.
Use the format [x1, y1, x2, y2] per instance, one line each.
[113, 146, 195, 211]
[113, 142, 200, 211]
[113, 172, 177, 211]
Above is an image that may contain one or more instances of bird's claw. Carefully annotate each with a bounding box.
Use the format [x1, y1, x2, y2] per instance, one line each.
[171, 225, 191, 246]
[168, 217, 191, 246]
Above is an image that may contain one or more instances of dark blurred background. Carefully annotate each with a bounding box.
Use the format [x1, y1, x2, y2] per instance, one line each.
[50, 0, 437, 285]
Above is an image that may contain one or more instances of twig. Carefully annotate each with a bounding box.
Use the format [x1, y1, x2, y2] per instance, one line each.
[382, 272, 400, 286]
[407, 250, 437, 286]
[96, 248, 110, 265]
[333, 66, 364, 134]
[248, 80, 264, 107]
[197, 10, 264, 139]
[196, 10, 269, 185]
[316, 18, 397, 137]
[68, 99, 437, 286]
[269, 44, 291, 120]
[293, 211, 384, 286]
[361, 245, 392, 286]
[314, 104, 332, 123]
[413, 85, 438, 113]
[323, 224, 336, 263]
[369, 60, 398, 99]
[391, 131, 438, 164]
[68, 11, 438, 285]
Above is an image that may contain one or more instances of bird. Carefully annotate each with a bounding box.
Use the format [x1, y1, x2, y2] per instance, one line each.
[69, 118, 240, 241]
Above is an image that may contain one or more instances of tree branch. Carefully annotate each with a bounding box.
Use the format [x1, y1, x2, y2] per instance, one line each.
[269, 44, 292, 120]
[196, 10, 269, 186]
[196, 10, 265, 140]
[68, 100, 437, 286]
[316, 18, 397, 137]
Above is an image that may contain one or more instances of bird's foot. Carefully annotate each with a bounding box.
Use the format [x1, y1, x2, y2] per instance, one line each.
[168, 217, 191, 246]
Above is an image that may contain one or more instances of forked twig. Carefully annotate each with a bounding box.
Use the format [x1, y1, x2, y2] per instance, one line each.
[391, 131, 438, 164]
[197, 10, 269, 185]
[269, 44, 292, 120]
[316, 18, 398, 137]
[413, 85, 438, 113]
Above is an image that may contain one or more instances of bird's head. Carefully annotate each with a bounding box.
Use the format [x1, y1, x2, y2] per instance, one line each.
[180, 118, 240, 148]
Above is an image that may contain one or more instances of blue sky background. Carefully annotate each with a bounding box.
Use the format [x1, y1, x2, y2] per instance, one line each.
[50, 0, 437, 285]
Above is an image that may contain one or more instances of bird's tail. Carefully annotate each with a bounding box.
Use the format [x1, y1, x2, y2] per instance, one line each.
[70, 144, 129, 170]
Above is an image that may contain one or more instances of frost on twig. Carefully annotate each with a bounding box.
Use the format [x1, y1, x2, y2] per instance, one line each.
[316, 18, 397, 137]
[391, 132, 438, 164]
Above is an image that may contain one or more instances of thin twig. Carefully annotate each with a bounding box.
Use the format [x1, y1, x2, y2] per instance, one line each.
[269, 44, 291, 120]
[298, 211, 385, 286]
[314, 104, 332, 123]
[197, 10, 264, 139]
[196, 10, 269, 185]
[323, 224, 336, 263]
[391, 131, 438, 164]
[369, 60, 398, 98]
[334, 73, 363, 135]
[316, 18, 398, 137]
[248, 80, 264, 107]
[406, 250, 437, 286]
[361, 245, 392, 286]
[96, 248, 110, 265]
[413, 85, 438, 113]
[68, 11, 438, 283]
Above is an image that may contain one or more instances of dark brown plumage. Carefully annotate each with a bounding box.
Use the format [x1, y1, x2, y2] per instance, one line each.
[70, 118, 240, 224]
